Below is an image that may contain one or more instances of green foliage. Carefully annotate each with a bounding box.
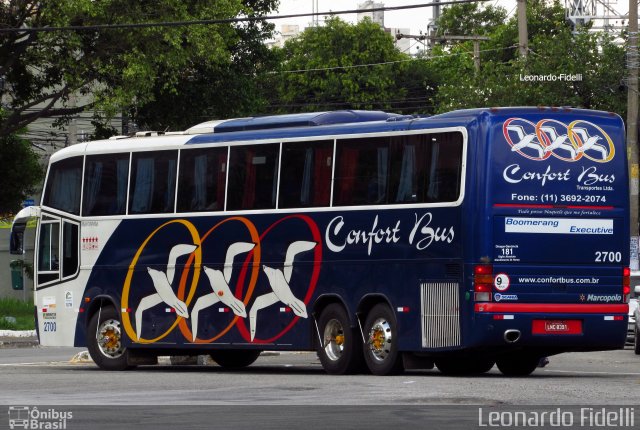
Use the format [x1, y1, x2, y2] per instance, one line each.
[0, 0, 273, 135]
[271, 17, 413, 113]
[0, 124, 44, 216]
[434, 3, 507, 37]
[0, 297, 35, 331]
[430, 0, 627, 118]
[134, 0, 279, 130]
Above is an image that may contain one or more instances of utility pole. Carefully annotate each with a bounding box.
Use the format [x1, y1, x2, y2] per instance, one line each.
[627, 0, 639, 270]
[517, 0, 528, 58]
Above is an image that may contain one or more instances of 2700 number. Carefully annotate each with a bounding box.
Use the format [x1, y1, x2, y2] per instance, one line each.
[595, 251, 622, 263]
[43, 321, 56, 332]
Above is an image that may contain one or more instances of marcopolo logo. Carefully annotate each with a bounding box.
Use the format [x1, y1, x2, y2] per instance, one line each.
[8, 406, 72, 429]
[581, 294, 622, 303]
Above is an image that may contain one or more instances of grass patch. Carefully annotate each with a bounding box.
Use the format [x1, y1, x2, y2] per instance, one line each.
[0, 297, 35, 330]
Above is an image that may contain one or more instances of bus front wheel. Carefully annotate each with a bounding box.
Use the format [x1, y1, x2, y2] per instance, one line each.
[87, 306, 133, 371]
[316, 304, 364, 374]
[363, 303, 404, 375]
[496, 353, 539, 376]
[209, 350, 262, 368]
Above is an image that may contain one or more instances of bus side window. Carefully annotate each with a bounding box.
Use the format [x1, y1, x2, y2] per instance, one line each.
[62, 221, 79, 279]
[83, 154, 130, 216]
[177, 147, 227, 212]
[279, 141, 333, 209]
[227, 144, 280, 211]
[129, 151, 178, 214]
[334, 137, 391, 206]
[333, 132, 464, 206]
[42, 156, 83, 215]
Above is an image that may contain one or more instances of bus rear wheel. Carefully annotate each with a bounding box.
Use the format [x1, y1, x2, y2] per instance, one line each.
[634, 325, 640, 355]
[87, 306, 134, 371]
[496, 353, 539, 376]
[209, 350, 262, 368]
[363, 303, 404, 375]
[316, 304, 364, 374]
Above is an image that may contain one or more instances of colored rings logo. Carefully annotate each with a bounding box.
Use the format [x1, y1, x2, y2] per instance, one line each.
[121, 215, 322, 345]
[503, 118, 615, 163]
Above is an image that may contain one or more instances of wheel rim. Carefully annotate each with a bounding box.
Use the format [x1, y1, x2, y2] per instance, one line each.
[97, 318, 125, 359]
[323, 318, 345, 362]
[367, 317, 392, 362]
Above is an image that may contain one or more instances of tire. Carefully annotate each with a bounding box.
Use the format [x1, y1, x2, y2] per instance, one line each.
[363, 303, 404, 375]
[316, 303, 364, 375]
[209, 350, 262, 368]
[634, 325, 640, 355]
[436, 357, 495, 375]
[86, 306, 134, 371]
[496, 353, 539, 376]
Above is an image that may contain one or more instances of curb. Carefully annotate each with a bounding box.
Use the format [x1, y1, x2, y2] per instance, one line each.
[0, 338, 39, 349]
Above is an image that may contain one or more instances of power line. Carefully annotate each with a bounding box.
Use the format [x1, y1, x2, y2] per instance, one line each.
[274, 45, 516, 74]
[0, 0, 490, 34]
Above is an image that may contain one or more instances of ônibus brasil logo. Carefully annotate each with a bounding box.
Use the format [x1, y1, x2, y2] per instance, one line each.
[503, 118, 615, 163]
[8, 406, 73, 430]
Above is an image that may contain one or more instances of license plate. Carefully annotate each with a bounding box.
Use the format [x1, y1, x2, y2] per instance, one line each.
[532, 319, 582, 335]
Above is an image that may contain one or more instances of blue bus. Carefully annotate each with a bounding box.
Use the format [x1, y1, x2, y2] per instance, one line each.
[11, 107, 631, 376]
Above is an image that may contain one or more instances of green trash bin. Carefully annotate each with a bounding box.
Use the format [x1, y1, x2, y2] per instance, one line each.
[10, 260, 23, 290]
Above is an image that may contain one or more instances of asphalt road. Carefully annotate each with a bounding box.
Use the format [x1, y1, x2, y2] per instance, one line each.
[1, 346, 639, 429]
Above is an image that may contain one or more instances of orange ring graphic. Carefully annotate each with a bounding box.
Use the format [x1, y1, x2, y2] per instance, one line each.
[177, 217, 261, 343]
[121, 219, 202, 344]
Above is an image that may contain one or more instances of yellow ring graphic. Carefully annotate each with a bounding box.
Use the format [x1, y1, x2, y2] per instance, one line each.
[567, 120, 615, 163]
[121, 219, 202, 344]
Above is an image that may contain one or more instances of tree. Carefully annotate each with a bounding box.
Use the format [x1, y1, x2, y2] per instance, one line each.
[0, 119, 43, 216]
[429, 0, 627, 118]
[132, 0, 279, 130]
[270, 17, 412, 113]
[0, 0, 275, 136]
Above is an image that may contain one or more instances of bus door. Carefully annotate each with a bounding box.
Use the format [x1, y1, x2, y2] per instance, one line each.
[36, 214, 79, 287]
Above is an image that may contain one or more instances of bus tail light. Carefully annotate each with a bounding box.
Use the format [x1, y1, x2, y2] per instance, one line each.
[474, 264, 493, 302]
[623, 267, 631, 302]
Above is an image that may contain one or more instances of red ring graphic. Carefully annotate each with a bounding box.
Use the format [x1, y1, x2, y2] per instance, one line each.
[235, 214, 323, 344]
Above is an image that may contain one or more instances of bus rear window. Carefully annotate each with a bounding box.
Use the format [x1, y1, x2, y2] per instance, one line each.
[333, 132, 463, 206]
[43, 156, 83, 215]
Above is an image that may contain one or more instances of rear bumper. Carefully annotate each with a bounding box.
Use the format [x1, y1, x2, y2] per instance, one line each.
[470, 303, 628, 350]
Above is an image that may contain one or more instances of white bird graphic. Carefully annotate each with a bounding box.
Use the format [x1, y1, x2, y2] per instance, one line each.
[190, 242, 256, 341]
[135, 244, 197, 340]
[249, 241, 317, 341]
[539, 126, 577, 159]
[572, 127, 608, 159]
[507, 124, 544, 158]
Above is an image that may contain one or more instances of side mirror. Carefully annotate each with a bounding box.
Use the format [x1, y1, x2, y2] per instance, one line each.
[9, 228, 25, 255]
[9, 205, 40, 255]
[634, 285, 640, 297]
